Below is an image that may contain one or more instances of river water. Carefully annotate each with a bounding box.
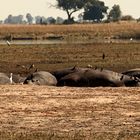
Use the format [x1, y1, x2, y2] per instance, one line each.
[0, 39, 139, 45]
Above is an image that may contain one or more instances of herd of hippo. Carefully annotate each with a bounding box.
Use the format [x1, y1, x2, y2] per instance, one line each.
[0, 66, 140, 87]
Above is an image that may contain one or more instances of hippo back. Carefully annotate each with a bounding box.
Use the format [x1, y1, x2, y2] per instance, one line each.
[122, 68, 140, 79]
[85, 69, 139, 87]
[58, 69, 124, 87]
[24, 71, 57, 86]
[58, 69, 139, 87]
[51, 66, 91, 81]
[0, 73, 11, 84]
[12, 74, 26, 84]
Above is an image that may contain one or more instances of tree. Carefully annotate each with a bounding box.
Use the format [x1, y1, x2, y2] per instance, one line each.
[78, 13, 83, 22]
[7, 15, 12, 23]
[137, 17, 140, 22]
[83, 0, 108, 22]
[35, 16, 48, 24]
[4, 15, 24, 24]
[121, 15, 135, 21]
[108, 5, 121, 22]
[56, 17, 64, 24]
[35, 16, 42, 24]
[56, 0, 87, 23]
[26, 13, 33, 24]
[17, 15, 24, 24]
[46, 17, 56, 24]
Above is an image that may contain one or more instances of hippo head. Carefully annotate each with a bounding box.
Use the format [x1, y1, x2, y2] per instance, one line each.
[23, 71, 57, 86]
[24, 74, 43, 85]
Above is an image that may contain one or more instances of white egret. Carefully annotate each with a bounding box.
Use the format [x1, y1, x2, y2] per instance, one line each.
[6, 40, 11, 46]
[9, 73, 13, 84]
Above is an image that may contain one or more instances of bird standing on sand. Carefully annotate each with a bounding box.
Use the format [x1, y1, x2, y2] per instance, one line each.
[9, 73, 13, 84]
[6, 40, 11, 46]
[35, 68, 38, 72]
[102, 53, 105, 60]
[29, 64, 35, 70]
[87, 64, 92, 68]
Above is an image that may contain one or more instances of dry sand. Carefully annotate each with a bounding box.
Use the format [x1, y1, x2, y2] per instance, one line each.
[0, 85, 139, 139]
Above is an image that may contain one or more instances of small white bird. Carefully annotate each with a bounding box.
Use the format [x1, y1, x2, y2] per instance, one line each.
[87, 64, 92, 68]
[9, 73, 13, 84]
[29, 64, 35, 70]
[130, 38, 133, 41]
[6, 40, 11, 46]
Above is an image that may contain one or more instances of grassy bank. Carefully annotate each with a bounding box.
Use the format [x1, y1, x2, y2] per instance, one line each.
[0, 22, 140, 41]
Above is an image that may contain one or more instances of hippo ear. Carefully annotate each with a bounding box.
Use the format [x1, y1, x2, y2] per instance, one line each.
[34, 68, 38, 72]
[120, 75, 124, 81]
[134, 76, 140, 82]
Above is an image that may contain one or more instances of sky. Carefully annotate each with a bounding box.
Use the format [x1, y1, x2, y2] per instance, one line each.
[0, 0, 139, 20]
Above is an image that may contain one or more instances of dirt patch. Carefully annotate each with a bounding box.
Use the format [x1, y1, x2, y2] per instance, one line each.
[0, 85, 139, 139]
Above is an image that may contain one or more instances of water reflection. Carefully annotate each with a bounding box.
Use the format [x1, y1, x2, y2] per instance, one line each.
[0, 39, 139, 45]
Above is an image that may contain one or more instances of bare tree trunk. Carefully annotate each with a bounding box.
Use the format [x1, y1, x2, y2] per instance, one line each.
[66, 10, 71, 23]
[66, 10, 76, 24]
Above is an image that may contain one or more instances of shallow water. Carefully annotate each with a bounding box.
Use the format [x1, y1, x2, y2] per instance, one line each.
[0, 39, 140, 45]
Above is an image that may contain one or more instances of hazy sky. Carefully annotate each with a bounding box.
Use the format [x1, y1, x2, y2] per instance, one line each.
[0, 0, 139, 20]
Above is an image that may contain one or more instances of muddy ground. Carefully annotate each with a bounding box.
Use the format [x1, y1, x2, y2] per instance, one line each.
[0, 85, 139, 140]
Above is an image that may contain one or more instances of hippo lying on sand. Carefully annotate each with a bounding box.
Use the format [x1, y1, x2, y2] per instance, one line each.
[58, 69, 139, 87]
[51, 66, 91, 81]
[0, 73, 11, 84]
[122, 68, 140, 79]
[12, 74, 26, 84]
[24, 71, 57, 86]
[51, 66, 79, 81]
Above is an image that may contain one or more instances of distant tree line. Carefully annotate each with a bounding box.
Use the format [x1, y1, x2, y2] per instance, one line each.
[0, 13, 64, 24]
[0, 0, 139, 24]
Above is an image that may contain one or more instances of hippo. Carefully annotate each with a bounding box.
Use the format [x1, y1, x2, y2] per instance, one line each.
[122, 68, 140, 79]
[57, 69, 139, 87]
[24, 71, 57, 86]
[51, 66, 91, 81]
[50, 66, 78, 81]
[12, 74, 26, 84]
[0, 72, 11, 84]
